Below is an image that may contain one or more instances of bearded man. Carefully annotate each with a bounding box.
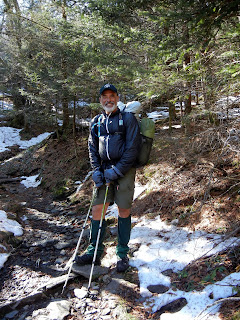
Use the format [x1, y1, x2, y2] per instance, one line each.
[75, 83, 141, 272]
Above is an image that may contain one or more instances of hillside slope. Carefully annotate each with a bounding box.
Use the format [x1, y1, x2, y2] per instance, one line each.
[0, 116, 239, 319]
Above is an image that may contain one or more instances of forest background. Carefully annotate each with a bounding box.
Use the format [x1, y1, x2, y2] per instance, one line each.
[0, 1, 240, 319]
[0, 0, 239, 131]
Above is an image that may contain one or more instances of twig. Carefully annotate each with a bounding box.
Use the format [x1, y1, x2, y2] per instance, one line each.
[196, 297, 240, 319]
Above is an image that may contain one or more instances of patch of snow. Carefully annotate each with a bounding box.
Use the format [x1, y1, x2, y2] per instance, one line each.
[163, 125, 182, 130]
[127, 215, 240, 319]
[147, 111, 169, 121]
[0, 253, 10, 270]
[0, 210, 23, 237]
[20, 175, 41, 188]
[152, 273, 240, 319]
[0, 126, 52, 152]
[105, 182, 147, 218]
[0, 100, 13, 110]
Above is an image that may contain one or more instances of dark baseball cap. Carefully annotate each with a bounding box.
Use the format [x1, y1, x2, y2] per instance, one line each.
[99, 83, 118, 95]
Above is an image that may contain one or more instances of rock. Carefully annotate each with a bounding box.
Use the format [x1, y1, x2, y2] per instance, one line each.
[159, 297, 188, 313]
[55, 258, 65, 264]
[65, 211, 76, 216]
[102, 274, 111, 284]
[0, 230, 14, 242]
[47, 300, 71, 319]
[31, 239, 56, 248]
[71, 263, 109, 279]
[112, 304, 129, 320]
[147, 284, 169, 294]
[5, 310, 19, 319]
[54, 241, 72, 250]
[50, 208, 60, 215]
[102, 308, 111, 315]
[171, 218, 179, 225]
[31, 299, 71, 320]
[74, 287, 88, 299]
[162, 269, 174, 277]
[103, 275, 138, 295]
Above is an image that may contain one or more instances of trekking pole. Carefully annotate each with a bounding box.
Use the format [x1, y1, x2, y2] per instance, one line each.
[87, 183, 110, 293]
[62, 187, 97, 294]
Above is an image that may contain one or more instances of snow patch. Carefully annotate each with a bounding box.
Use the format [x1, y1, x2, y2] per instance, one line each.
[20, 175, 42, 188]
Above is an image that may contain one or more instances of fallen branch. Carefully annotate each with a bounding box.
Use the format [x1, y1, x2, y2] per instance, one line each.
[196, 297, 240, 319]
[0, 177, 21, 184]
[0, 273, 78, 316]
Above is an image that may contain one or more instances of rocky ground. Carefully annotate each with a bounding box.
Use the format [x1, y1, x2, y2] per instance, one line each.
[0, 109, 240, 320]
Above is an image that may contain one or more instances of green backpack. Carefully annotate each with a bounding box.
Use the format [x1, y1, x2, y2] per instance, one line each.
[137, 117, 155, 167]
[118, 111, 155, 167]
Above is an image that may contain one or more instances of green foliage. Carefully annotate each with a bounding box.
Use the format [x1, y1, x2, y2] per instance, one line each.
[178, 269, 188, 278]
[1, 0, 239, 125]
[201, 266, 227, 285]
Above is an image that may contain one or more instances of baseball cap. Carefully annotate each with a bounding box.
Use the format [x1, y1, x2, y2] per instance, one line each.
[99, 83, 118, 95]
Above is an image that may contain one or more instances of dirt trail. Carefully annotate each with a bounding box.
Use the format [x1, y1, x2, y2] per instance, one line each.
[0, 113, 240, 319]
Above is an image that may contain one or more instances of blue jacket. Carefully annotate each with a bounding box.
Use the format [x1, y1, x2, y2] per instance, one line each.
[88, 108, 141, 175]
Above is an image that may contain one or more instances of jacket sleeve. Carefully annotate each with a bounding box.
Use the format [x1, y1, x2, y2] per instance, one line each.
[114, 112, 141, 175]
[88, 116, 102, 170]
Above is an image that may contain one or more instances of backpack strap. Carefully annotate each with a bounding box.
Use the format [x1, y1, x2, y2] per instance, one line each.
[98, 114, 103, 137]
[118, 112, 124, 132]
[94, 112, 125, 137]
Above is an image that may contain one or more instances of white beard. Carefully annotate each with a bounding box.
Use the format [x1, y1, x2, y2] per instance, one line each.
[103, 104, 117, 113]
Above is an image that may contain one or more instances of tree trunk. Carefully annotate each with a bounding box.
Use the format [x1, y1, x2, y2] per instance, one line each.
[168, 102, 175, 133]
[184, 52, 192, 115]
[61, 0, 69, 130]
[184, 93, 192, 115]
[73, 95, 78, 157]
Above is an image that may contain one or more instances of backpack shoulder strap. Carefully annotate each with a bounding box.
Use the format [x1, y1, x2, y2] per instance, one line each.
[97, 114, 103, 137]
[91, 114, 103, 137]
[118, 111, 124, 134]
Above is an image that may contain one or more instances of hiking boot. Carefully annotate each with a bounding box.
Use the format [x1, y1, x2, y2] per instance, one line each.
[117, 256, 129, 272]
[75, 253, 100, 266]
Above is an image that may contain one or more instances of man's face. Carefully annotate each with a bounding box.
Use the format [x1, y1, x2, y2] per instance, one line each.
[100, 89, 119, 114]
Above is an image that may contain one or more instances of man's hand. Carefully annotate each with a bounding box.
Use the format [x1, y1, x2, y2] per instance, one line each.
[92, 169, 104, 188]
[104, 166, 123, 183]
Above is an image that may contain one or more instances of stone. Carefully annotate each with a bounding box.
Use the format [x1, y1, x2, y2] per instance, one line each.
[161, 269, 174, 277]
[71, 263, 109, 279]
[54, 241, 72, 250]
[46, 299, 71, 320]
[147, 284, 169, 294]
[74, 287, 88, 299]
[102, 274, 111, 284]
[55, 258, 65, 264]
[171, 219, 179, 225]
[102, 308, 111, 315]
[103, 275, 138, 295]
[5, 310, 18, 319]
[66, 211, 76, 216]
[31, 239, 56, 248]
[159, 297, 188, 313]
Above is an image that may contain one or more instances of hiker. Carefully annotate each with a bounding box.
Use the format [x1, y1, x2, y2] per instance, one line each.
[75, 83, 141, 272]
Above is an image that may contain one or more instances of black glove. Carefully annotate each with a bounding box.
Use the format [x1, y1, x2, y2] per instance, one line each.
[92, 169, 104, 188]
[104, 166, 123, 183]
